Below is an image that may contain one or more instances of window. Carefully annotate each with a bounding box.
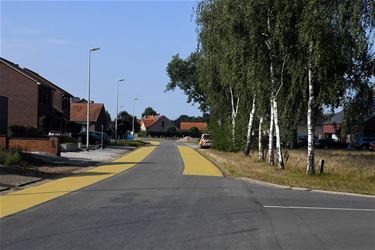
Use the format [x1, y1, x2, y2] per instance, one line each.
[161, 121, 165, 128]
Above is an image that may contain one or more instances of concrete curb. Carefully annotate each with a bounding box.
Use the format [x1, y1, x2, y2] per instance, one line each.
[237, 177, 375, 198]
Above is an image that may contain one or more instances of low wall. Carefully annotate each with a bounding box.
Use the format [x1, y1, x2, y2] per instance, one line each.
[0, 135, 7, 148]
[7, 137, 60, 156]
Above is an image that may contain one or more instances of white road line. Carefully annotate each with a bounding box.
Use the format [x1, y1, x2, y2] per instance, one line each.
[264, 205, 375, 212]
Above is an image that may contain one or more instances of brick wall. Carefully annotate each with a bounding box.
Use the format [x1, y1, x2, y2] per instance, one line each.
[7, 137, 60, 156]
[0, 135, 7, 148]
[0, 62, 38, 128]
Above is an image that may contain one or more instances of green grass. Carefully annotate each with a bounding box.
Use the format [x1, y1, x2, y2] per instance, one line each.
[110, 140, 150, 147]
[0, 149, 23, 166]
[200, 149, 375, 195]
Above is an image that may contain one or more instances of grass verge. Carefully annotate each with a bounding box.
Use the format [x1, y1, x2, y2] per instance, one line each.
[0, 149, 23, 166]
[199, 148, 375, 195]
[110, 140, 150, 147]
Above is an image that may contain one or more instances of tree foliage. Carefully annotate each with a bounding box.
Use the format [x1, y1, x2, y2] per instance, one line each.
[141, 107, 159, 118]
[166, 0, 374, 174]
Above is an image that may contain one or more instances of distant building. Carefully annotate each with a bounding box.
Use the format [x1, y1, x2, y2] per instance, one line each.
[323, 111, 375, 140]
[68, 102, 109, 133]
[139, 115, 176, 132]
[179, 122, 208, 132]
[0, 57, 72, 135]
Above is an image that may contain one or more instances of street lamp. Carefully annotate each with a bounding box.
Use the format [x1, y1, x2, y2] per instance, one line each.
[132, 98, 138, 137]
[115, 79, 125, 142]
[86, 47, 100, 150]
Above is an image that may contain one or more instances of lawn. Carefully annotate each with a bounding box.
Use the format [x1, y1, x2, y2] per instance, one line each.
[110, 140, 150, 147]
[199, 148, 375, 195]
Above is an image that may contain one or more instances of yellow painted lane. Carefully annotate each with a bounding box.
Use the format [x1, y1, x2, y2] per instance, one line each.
[178, 146, 222, 177]
[0, 146, 156, 218]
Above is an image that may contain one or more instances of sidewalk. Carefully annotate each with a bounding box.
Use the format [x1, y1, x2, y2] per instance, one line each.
[0, 145, 133, 193]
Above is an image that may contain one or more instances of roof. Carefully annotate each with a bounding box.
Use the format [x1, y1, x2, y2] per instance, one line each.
[23, 68, 73, 97]
[140, 116, 160, 129]
[323, 112, 343, 125]
[180, 122, 208, 131]
[0, 57, 72, 97]
[70, 103, 104, 122]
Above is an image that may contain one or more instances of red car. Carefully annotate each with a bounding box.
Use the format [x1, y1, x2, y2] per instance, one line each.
[369, 142, 375, 151]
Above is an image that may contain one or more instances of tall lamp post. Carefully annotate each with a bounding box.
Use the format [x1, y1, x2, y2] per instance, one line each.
[115, 79, 125, 142]
[132, 98, 138, 137]
[87, 47, 100, 150]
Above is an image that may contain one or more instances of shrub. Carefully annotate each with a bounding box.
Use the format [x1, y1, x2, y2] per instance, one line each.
[166, 126, 177, 133]
[190, 126, 199, 133]
[0, 149, 22, 165]
[138, 131, 148, 137]
[9, 125, 45, 138]
[60, 136, 77, 143]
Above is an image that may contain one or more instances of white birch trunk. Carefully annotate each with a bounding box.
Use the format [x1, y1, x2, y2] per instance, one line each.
[243, 97, 256, 156]
[272, 97, 284, 169]
[268, 99, 275, 166]
[258, 116, 264, 160]
[307, 48, 315, 175]
[230, 86, 239, 145]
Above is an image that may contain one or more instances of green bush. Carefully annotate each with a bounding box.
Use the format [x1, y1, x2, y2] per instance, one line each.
[190, 126, 199, 133]
[166, 126, 177, 133]
[111, 140, 149, 147]
[60, 136, 77, 143]
[138, 131, 148, 137]
[9, 125, 45, 138]
[0, 149, 22, 165]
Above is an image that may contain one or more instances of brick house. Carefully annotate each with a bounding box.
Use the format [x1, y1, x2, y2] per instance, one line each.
[68, 102, 109, 133]
[139, 115, 176, 132]
[0, 57, 72, 135]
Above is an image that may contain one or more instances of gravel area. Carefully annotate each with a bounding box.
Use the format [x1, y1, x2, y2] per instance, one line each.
[0, 145, 133, 192]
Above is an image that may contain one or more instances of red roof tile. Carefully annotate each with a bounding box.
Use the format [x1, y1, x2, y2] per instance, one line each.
[70, 103, 104, 122]
[140, 116, 159, 129]
[180, 122, 207, 131]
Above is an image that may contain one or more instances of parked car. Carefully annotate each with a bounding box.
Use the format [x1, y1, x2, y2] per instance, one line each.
[199, 133, 212, 149]
[352, 137, 375, 150]
[297, 135, 318, 148]
[315, 138, 347, 149]
[369, 141, 375, 151]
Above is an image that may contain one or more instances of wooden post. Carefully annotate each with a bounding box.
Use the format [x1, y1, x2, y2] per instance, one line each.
[319, 159, 325, 175]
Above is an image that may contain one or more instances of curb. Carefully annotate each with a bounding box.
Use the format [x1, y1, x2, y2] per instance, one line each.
[237, 177, 375, 198]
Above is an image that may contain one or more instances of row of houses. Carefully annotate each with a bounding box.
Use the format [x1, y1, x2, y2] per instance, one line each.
[297, 88, 375, 141]
[0, 57, 109, 136]
[139, 115, 207, 133]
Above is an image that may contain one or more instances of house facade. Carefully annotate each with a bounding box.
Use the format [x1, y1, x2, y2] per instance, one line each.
[140, 115, 176, 132]
[68, 102, 109, 133]
[0, 57, 72, 135]
[323, 111, 375, 140]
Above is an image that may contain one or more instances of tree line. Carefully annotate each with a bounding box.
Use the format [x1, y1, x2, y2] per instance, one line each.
[166, 0, 374, 175]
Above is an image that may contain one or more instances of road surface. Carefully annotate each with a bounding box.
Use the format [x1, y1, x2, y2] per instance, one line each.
[1, 140, 374, 249]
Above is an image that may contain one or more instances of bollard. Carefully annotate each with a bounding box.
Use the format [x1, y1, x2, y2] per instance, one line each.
[319, 159, 325, 175]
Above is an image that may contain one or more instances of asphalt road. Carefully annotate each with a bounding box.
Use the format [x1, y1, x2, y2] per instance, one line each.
[1, 140, 374, 249]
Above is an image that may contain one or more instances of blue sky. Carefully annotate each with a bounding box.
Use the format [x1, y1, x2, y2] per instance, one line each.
[1, 0, 201, 120]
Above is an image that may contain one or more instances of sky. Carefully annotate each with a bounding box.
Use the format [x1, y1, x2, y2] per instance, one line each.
[1, 0, 202, 120]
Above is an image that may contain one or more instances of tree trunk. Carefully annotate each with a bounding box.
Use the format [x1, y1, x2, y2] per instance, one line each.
[272, 97, 284, 169]
[258, 116, 264, 160]
[230, 86, 239, 145]
[268, 99, 275, 166]
[243, 97, 256, 156]
[307, 51, 315, 175]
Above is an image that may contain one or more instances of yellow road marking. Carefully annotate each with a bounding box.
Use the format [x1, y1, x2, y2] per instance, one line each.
[0, 146, 156, 218]
[178, 146, 222, 177]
